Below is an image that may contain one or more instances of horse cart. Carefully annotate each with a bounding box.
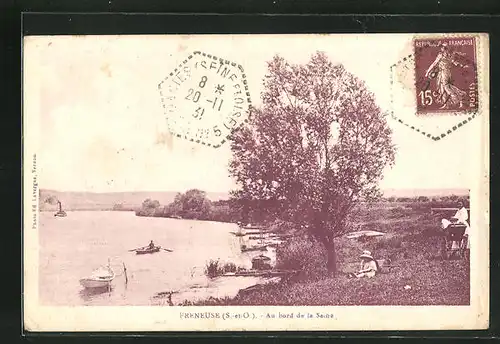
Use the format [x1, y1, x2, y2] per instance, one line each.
[432, 207, 470, 260]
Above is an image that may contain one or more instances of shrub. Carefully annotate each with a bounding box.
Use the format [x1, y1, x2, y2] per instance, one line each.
[222, 262, 237, 273]
[388, 207, 411, 219]
[276, 237, 327, 280]
[204, 260, 242, 278]
[205, 259, 223, 278]
[408, 203, 432, 213]
[135, 207, 164, 217]
[373, 236, 403, 250]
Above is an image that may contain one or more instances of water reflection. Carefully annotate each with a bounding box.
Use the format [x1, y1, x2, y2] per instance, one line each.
[79, 286, 114, 302]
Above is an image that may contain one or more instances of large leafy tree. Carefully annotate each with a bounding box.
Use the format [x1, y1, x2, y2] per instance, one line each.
[229, 52, 396, 276]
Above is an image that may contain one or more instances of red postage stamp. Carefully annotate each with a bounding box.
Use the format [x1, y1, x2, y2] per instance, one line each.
[414, 37, 478, 115]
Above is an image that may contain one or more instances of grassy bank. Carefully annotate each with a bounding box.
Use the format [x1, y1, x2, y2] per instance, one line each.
[181, 202, 470, 306]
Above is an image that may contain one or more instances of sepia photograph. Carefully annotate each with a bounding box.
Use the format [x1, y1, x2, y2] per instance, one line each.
[23, 33, 489, 331]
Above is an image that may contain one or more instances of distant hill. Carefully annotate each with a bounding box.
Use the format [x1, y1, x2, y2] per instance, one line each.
[39, 189, 230, 211]
[381, 188, 469, 198]
[39, 188, 468, 211]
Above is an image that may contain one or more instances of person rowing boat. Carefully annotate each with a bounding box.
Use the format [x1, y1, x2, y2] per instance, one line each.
[128, 241, 173, 254]
[136, 241, 160, 255]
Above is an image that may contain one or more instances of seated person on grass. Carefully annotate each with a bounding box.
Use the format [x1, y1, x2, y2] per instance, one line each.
[348, 250, 379, 278]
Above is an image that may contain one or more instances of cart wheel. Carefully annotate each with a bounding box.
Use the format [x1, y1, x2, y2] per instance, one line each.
[440, 238, 447, 260]
[442, 247, 450, 260]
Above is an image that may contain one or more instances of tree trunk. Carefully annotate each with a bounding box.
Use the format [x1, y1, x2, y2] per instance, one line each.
[325, 241, 337, 277]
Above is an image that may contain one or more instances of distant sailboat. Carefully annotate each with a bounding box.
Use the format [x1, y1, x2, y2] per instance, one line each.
[54, 200, 67, 217]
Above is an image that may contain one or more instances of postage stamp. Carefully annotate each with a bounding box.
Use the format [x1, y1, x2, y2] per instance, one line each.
[389, 34, 486, 141]
[158, 51, 251, 148]
[22, 34, 489, 333]
[413, 37, 478, 115]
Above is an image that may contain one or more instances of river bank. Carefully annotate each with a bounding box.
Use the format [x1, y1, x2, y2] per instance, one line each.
[176, 203, 470, 306]
[180, 257, 469, 306]
[39, 200, 470, 306]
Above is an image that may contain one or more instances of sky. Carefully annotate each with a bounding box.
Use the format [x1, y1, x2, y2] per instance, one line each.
[24, 34, 486, 193]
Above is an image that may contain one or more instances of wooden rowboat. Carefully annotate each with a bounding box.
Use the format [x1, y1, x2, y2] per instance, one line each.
[346, 230, 385, 239]
[230, 231, 247, 237]
[79, 266, 115, 289]
[136, 246, 161, 255]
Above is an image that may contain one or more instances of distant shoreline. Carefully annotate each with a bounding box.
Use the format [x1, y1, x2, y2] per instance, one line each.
[39, 188, 469, 216]
[40, 209, 136, 212]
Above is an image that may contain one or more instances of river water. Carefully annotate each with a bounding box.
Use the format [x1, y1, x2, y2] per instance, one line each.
[39, 211, 276, 306]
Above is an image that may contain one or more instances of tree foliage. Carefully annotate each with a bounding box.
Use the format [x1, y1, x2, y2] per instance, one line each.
[142, 198, 161, 209]
[164, 189, 212, 220]
[229, 52, 396, 274]
[136, 198, 162, 216]
[44, 195, 59, 205]
[136, 192, 240, 222]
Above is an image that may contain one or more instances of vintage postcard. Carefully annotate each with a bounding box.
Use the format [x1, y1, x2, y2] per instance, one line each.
[23, 33, 489, 332]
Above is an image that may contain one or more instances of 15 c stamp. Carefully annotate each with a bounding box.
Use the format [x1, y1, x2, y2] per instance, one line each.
[414, 37, 478, 115]
[158, 51, 251, 148]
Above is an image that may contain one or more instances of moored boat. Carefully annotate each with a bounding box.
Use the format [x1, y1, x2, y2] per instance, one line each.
[230, 230, 247, 237]
[252, 254, 272, 270]
[241, 245, 267, 253]
[239, 222, 266, 230]
[79, 265, 115, 289]
[242, 225, 264, 230]
[345, 230, 385, 239]
[262, 239, 284, 246]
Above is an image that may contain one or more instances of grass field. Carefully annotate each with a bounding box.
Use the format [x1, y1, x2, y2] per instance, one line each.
[183, 201, 470, 306]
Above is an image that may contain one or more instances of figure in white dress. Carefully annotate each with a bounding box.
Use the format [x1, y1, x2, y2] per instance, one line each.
[441, 201, 470, 253]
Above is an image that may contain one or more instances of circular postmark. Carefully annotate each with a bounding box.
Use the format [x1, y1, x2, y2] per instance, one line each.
[158, 51, 251, 148]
